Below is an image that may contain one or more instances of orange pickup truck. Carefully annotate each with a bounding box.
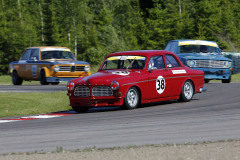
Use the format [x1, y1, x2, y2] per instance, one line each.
[9, 46, 91, 85]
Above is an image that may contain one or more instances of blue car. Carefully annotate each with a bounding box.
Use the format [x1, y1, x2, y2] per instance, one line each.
[164, 40, 233, 83]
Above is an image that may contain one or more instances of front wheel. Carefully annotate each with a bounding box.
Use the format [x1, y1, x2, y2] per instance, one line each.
[72, 106, 90, 113]
[222, 76, 231, 83]
[40, 70, 49, 85]
[123, 87, 140, 109]
[179, 80, 194, 102]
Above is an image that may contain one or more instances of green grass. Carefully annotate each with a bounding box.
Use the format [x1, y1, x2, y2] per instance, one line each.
[0, 92, 71, 118]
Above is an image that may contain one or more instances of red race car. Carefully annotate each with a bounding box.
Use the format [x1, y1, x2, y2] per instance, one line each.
[67, 50, 206, 112]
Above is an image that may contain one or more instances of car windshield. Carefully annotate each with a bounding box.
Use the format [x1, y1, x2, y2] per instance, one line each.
[41, 50, 74, 60]
[179, 45, 220, 54]
[101, 55, 146, 70]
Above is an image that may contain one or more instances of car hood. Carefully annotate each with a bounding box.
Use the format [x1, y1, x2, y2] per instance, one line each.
[43, 59, 90, 65]
[73, 70, 142, 85]
[178, 53, 231, 61]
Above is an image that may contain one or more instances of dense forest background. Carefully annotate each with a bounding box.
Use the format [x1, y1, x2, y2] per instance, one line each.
[1, 0, 240, 75]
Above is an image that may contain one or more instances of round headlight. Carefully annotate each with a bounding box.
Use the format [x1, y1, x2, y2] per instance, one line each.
[224, 61, 231, 68]
[110, 81, 119, 91]
[84, 66, 90, 72]
[187, 60, 196, 67]
[53, 66, 60, 72]
[67, 81, 74, 91]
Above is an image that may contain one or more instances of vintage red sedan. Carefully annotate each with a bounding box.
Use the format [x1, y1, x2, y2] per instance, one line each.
[67, 50, 206, 112]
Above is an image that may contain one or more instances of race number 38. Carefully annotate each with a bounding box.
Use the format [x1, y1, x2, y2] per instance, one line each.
[156, 76, 165, 94]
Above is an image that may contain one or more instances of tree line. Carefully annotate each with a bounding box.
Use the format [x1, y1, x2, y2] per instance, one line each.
[1, 0, 240, 75]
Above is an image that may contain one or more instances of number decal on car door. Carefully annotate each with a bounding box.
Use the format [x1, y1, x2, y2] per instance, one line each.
[156, 76, 165, 94]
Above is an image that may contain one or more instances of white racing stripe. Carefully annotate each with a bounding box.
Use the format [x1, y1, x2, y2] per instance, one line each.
[22, 115, 62, 119]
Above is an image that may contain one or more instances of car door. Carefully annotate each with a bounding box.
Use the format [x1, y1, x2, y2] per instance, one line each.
[164, 54, 187, 96]
[147, 55, 173, 100]
[17, 49, 32, 78]
[27, 48, 40, 79]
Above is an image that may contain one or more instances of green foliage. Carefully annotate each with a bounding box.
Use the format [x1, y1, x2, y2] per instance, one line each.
[1, 0, 240, 74]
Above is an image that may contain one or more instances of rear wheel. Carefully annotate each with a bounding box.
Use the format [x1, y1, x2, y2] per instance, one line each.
[123, 87, 139, 109]
[179, 80, 194, 102]
[12, 71, 23, 85]
[40, 70, 49, 85]
[72, 106, 90, 113]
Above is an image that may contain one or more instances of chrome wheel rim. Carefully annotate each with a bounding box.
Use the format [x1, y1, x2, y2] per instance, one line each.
[127, 89, 138, 108]
[184, 82, 193, 100]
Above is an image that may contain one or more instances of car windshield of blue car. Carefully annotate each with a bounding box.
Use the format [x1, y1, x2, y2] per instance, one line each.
[101, 55, 146, 70]
[41, 51, 74, 60]
[179, 45, 220, 55]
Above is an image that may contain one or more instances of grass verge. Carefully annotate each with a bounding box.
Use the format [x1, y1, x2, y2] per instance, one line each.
[0, 92, 71, 118]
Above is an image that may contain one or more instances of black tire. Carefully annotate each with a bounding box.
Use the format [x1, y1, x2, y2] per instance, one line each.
[51, 82, 60, 85]
[123, 87, 140, 109]
[72, 106, 90, 113]
[179, 80, 194, 102]
[40, 70, 49, 85]
[12, 71, 23, 85]
[222, 76, 231, 83]
[204, 79, 210, 83]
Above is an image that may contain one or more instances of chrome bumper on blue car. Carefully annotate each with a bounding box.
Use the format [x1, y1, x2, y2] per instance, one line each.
[199, 87, 207, 93]
[193, 68, 232, 80]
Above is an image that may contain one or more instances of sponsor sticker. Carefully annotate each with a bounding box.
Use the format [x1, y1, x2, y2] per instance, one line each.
[172, 70, 186, 74]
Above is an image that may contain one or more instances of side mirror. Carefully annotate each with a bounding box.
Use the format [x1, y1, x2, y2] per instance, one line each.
[147, 68, 152, 73]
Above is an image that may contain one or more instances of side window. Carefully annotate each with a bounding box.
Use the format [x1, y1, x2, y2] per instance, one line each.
[164, 42, 178, 53]
[21, 49, 31, 60]
[30, 48, 39, 60]
[165, 55, 180, 68]
[148, 56, 165, 70]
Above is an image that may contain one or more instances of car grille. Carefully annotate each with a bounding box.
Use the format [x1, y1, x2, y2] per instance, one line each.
[194, 60, 227, 68]
[74, 86, 90, 97]
[59, 66, 85, 72]
[92, 86, 113, 96]
[74, 86, 113, 97]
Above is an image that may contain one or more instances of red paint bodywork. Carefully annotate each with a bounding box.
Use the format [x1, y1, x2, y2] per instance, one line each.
[67, 50, 205, 108]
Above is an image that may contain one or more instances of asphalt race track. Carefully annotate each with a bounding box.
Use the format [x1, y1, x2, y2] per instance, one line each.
[0, 83, 240, 154]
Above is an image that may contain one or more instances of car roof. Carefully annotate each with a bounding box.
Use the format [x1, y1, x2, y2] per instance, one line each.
[168, 39, 218, 47]
[106, 50, 175, 58]
[26, 46, 70, 50]
[168, 39, 217, 43]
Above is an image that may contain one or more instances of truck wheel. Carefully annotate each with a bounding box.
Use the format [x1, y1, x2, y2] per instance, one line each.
[222, 76, 231, 83]
[179, 80, 194, 102]
[40, 70, 49, 85]
[72, 106, 90, 113]
[12, 71, 23, 85]
[204, 79, 210, 83]
[123, 87, 139, 109]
